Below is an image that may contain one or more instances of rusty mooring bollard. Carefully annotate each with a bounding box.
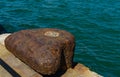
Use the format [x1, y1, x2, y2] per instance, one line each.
[5, 28, 75, 75]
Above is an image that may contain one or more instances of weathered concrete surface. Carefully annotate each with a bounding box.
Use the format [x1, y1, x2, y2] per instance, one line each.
[5, 28, 75, 75]
[0, 33, 11, 45]
[61, 63, 103, 77]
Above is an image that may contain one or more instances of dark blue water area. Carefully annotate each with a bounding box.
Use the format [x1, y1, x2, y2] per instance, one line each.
[0, 0, 120, 77]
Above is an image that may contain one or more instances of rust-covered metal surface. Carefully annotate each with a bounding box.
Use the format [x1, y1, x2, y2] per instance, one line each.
[5, 28, 75, 75]
[0, 43, 43, 77]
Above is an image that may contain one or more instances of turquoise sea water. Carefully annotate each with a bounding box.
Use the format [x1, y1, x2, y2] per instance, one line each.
[0, 0, 120, 77]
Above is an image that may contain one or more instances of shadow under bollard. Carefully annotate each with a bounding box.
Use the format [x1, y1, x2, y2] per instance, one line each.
[43, 62, 78, 77]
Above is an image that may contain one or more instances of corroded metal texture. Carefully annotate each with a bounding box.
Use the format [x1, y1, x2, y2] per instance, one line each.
[5, 28, 75, 75]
